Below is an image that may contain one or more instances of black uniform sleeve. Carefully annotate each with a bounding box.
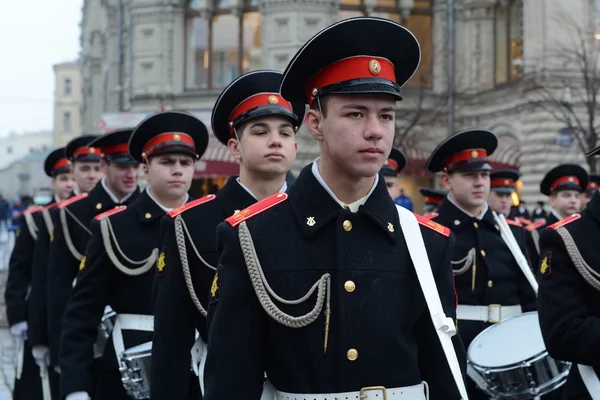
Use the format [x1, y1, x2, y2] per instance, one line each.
[537, 228, 600, 365]
[59, 220, 109, 396]
[414, 231, 467, 399]
[5, 214, 36, 325]
[204, 222, 268, 399]
[28, 215, 51, 347]
[151, 216, 198, 400]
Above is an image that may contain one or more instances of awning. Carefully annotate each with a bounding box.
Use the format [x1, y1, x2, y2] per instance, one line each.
[195, 135, 239, 178]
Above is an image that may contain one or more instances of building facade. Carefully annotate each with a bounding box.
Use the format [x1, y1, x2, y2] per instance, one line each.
[0, 131, 52, 170]
[53, 62, 84, 147]
[79, 0, 599, 206]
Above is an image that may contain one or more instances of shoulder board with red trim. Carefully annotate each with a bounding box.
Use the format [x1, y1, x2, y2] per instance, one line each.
[525, 219, 546, 232]
[226, 193, 288, 228]
[549, 213, 581, 230]
[506, 219, 522, 227]
[23, 206, 44, 215]
[414, 213, 451, 238]
[515, 217, 532, 225]
[94, 206, 127, 221]
[44, 202, 59, 211]
[58, 193, 88, 209]
[422, 212, 438, 220]
[168, 194, 216, 218]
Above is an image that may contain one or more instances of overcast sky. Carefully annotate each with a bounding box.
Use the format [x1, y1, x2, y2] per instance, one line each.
[0, 1, 82, 137]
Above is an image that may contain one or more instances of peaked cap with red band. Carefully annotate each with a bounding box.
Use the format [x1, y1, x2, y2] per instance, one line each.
[586, 173, 600, 194]
[279, 17, 421, 105]
[128, 111, 209, 163]
[540, 163, 588, 196]
[212, 70, 306, 146]
[44, 147, 71, 177]
[419, 187, 447, 212]
[65, 135, 102, 163]
[380, 147, 407, 177]
[426, 129, 498, 173]
[490, 169, 520, 194]
[89, 128, 137, 164]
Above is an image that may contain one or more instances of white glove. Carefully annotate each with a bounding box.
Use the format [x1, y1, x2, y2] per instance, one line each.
[54, 365, 61, 374]
[66, 392, 90, 400]
[10, 321, 27, 337]
[31, 345, 49, 367]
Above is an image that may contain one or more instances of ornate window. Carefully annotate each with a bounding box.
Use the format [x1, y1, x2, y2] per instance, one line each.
[494, 0, 523, 85]
[339, 0, 433, 88]
[186, 0, 262, 90]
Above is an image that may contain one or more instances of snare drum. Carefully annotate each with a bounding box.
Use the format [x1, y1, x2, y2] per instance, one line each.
[468, 312, 570, 399]
[119, 341, 152, 399]
[93, 306, 117, 358]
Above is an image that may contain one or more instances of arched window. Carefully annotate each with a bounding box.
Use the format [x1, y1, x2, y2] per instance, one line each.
[186, 0, 262, 90]
[494, 0, 523, 85]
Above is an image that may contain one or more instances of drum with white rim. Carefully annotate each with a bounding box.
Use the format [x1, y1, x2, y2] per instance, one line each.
[119, 341, 152, 399]
[467, 312, 570, 399]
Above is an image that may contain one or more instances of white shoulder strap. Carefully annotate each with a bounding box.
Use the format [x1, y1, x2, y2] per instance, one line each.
[578, 364, 600, 399]
[395, 205, 468, 400]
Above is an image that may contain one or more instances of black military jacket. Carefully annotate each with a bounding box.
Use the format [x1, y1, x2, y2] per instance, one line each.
[538, 192, 600, 399]
[151, 177, 257, 400]
[47, 183, 139, 365]
[5, 202, 51, 325]
[204, 165, 466, 399]
[433, 199, 537, 347]
[27, 202, 61, 347]
[59, 190, 169, 396]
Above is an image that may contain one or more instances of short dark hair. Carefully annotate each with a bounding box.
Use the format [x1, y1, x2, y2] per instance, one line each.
[310, 96, 328, 117]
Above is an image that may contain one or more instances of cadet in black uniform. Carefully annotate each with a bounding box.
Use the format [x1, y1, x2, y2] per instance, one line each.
[380, 147, 406, 199]
[204, 17, 467, 400]
[581, 173, 600, 209]
[527, 164, 588, 271]
[47, 131, 141, 373]
[5, 148, 75, 400]
[419, 187, 447, 217]
[150, 70, 304, 400]
[488, 169, 519, 218]
[60, 111, 208, 400]
[538, 146, 600, 400]
[427, 130, 537, 400]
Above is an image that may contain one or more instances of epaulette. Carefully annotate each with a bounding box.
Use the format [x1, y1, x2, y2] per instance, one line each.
[168, 194, 216, 218]
[525, 219, 546, 232]
[226, 192, 288, 228]
[415, 213, 451, 237]
[506, 219, 522, 227]
[23, 206, 44, 215]
[44, 202, 59, 211]
[94, 205, 127, 221]
[422, 212, 438, 220]
[58, 193, 88, 209]
[549, 213, 581, 230]
[515, 217, 532, 225]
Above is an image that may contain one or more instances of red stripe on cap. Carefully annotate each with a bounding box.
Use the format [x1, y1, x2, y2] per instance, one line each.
[306, 56, 396, 105]
[442, 149, 488, 172]
[384, 158, 399, 170]
[228, 93, 293, 136]
[52, 158, 71, 171]
[73, 147, 100, 157]
[550, 176, 580, 193]
[588, 182, 599, 190]
[424, 196, 444, 205]
[142, 132, 195, 158]
[102, 143, 129, 156]
[491, 178, 514, 188]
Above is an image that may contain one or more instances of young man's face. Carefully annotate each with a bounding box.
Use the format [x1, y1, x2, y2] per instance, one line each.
[549, 189, 581, 218]
[145, 153, 195, 201]
[228, 116, 297, 178]
[73, 161, 103, 193]
[488, 190, 512, 216]
[306, 94, 396, 179]
[103, 161, 140, 199]
[52, 173, 76, 200]
[384, 175, 398, 198]
[442, 170, 491, 211]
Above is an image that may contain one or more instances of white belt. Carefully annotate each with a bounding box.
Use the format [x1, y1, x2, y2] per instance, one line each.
[112, 314, 154, 366]
[275, 382, 427, 400]
[457, 304, 522, 323]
